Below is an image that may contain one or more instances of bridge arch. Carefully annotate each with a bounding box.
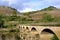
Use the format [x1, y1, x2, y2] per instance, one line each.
[31, 27, 37, 31]
[31, 27, 40, 40]
[41, 28, 55, 34]
[26, 27, 29, 30]
[40, 28, 59, 40]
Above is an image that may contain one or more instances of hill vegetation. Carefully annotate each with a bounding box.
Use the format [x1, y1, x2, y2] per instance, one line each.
[40, 6, 56, 11]
[0, 6, 60, 28]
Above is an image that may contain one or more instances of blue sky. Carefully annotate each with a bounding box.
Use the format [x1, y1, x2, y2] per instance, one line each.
[0, 0, 60, 12]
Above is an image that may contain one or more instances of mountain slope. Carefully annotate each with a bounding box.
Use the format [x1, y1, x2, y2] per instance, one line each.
[27, 6, 60, 20]
[0, 6, 20, 16]
[0, 6, 60, 26]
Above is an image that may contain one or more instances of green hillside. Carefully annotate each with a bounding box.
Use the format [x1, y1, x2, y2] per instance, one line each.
[0, 6, 60, 28]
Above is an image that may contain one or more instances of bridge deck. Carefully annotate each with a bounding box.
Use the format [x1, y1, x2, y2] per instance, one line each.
[19, 22, 60, 26]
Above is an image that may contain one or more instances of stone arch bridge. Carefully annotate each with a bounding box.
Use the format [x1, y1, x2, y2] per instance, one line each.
[19, 25, 60, 40]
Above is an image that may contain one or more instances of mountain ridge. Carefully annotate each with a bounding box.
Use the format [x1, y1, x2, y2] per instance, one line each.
[24, 6, 60, 21]
[0, 6, 21, 16]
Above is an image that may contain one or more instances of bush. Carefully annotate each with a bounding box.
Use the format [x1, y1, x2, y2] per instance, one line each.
[42, 13, 54, 22]
[51, 35, 59, 40]
[2, 34, 5, 40]
[15, 35, 20, 40]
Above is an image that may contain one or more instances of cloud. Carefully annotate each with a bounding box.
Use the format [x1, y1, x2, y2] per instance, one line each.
[19, 8, 35, 13]
[23, 0, 46, 10]
[54, 5, 60, 8]
[0, 0, 25, 10]
[23, 0, 60, 10]
[0, 0, 60, 12]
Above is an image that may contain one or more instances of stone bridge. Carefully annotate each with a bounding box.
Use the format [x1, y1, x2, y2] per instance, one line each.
[19, 25, 60, 40]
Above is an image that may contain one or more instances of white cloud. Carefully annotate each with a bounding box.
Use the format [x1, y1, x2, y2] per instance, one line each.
[54, 5, 60, 8]
[1, 0, 60, 12]
[19, 8, 35, 13]
[23, 0, 46, 10]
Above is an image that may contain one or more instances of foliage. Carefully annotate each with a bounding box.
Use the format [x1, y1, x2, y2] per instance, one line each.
[40, 6, 54, 11]
[54, 17, 60, 22]
[19, 21, 33, 24]
[9, 29, 16, 32]
[0, 14, 5, 28]
[23, 11, 38, 16]
[15, 35, 20, 40]
[10, 11, 17, 21]
[0, 30, 8, 32]
[51, 35, 59, 40]
[0, 12, 19, 28]
[2, 34, 5, 40]
[22, 17, 33, 21]
[1, 6, 16, 10]
[0, 6, 60, 28]
[9, 28, 19, 32]
[41, 13, 54, 22]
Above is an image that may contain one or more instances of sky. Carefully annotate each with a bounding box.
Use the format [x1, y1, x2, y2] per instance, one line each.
[0, 0, 60, 12]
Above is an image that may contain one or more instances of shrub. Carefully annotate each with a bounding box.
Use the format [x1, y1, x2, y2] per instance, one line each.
[2, 34, 5, 40]
[42, 13, 54, 22]
[51, 35, 59, 40]
[15, 35, 20, 40]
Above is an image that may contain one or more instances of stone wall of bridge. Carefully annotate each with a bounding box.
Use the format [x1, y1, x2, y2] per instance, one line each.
[19, 25, 60, 40]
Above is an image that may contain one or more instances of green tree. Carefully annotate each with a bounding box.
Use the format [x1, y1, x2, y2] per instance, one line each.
[42, 13, 54, 22]
[2, 34, 5, 40]
[15, 35, 20, 40]
[10, 11, 17, 21]
[51, 35, 59, 40]
[0, 14, 5, 28]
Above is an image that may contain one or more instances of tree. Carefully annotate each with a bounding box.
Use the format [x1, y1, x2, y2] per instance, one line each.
[10, 11, 17, 21]
[42, 13, 54, 22]
[0, 14, 5, 28]
[51, 35, 59, 40]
